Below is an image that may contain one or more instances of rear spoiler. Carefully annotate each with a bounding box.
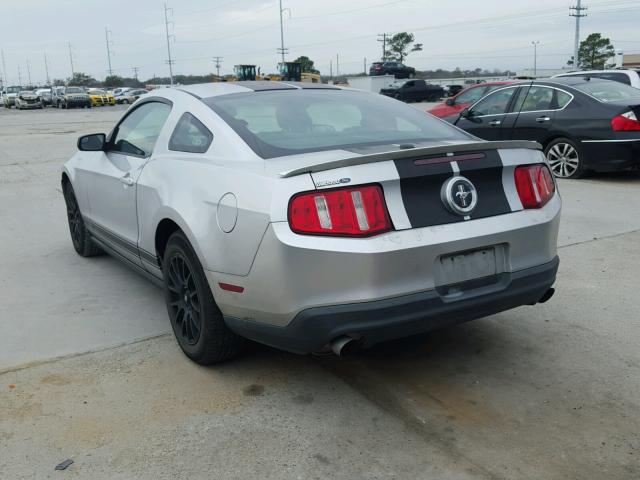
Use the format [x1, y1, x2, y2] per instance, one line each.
[279, 140, 542, 178]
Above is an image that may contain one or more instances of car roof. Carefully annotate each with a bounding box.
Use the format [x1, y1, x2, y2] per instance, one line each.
[555, 69, 636, 76]
[173, 81, 340, 99]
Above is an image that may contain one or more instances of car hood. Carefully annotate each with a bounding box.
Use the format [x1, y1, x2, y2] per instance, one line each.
[265, 139, 541, 178]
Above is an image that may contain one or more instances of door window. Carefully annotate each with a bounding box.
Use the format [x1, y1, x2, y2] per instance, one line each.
[556, 90, 572, 109]
[169, 112, 214, 153]
[110, 102, 171, 157]
[519, 86, 554, 112]
[469, 87, 517, 116]
[454, 86, 487, 105]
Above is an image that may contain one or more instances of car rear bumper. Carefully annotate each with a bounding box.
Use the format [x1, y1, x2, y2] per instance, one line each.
[224, 256, 559, 354]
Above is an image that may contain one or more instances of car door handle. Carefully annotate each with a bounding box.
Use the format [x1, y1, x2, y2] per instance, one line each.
[489, 120, 501, 126]
[120, 173, 134, 186]
[536, 116, 551, 123]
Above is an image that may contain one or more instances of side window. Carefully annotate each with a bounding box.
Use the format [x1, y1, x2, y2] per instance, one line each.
[404, 81, 415, 88]
[169, 112, 214, 153]
[455, 86, 487, 105]
[556, 90, 572, 109]
[470, 88, 517, 116]
[519, 86, 554, 112]
[110, 102, 171, 157]
[599, 72, 631, 85]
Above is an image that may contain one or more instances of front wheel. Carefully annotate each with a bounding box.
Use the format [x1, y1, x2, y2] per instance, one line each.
[163, 232, 244, 364]
[545, 137, 585, 179]
[122, 99, 129, 105]
[62, 182, 104, 257]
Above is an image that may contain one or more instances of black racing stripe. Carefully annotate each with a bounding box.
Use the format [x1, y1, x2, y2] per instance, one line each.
[457, 150, 511, 219]
[394, 149, 511, 227]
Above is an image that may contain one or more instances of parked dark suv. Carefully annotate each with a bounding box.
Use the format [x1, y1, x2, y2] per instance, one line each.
[370, 61, 416, 79]
[380, 80, 444, 102]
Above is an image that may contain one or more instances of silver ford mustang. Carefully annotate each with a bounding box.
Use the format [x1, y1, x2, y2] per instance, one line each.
[61, 82, 561, 364]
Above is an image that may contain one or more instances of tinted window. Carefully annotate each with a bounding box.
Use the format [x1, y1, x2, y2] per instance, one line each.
[205, 89, 470, 158]
[556, 90, 572, 108]
[519, 86, 554, 112]
[470, 87, 517, 116]
[66, 87, 83, 94]
[169, 112, 213, 153]
[455, 86, 487, 105]
[573, 81, 640, 102]
[111, 102, 171, 156]
[598, 72, 631, 85]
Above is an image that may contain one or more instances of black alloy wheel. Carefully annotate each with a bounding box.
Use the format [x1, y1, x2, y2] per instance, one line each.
[62, 182, 104, 257]
[166, 252, 202, 346]
[162, 231, 244, 364]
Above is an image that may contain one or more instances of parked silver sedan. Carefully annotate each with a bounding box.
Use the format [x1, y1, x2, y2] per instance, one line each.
[61, 82, 561, 364]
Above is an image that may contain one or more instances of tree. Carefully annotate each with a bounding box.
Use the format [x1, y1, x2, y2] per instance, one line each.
[67, 72, 98, 87]
[292, 56, 319, 73]
[384, 32, 423, 63]
[104, 75, 124, 88]
[567, 33, 615, 69]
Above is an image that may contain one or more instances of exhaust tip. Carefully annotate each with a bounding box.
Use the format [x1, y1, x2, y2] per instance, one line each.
[330, 336, 359, 357]
[538, 287, 555, 304]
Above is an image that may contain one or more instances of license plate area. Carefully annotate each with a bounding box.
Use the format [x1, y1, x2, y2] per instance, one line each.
[435, 245, 507, 287]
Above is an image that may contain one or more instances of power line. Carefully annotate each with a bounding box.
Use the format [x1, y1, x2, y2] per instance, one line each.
[570, 1, 588, 68]
[164, 2, 175, 86]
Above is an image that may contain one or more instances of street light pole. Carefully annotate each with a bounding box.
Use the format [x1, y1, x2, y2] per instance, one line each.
[531, 41, 540, 78]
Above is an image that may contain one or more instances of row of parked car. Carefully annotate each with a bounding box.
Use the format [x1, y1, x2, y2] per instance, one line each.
[425, 69, 640, 178]
[0, 86, 149, 110]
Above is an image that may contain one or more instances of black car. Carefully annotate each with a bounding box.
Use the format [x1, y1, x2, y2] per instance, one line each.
[380, 80, 444, 102]
[370, 61, 415, 79]
[448, 77, 640, 178]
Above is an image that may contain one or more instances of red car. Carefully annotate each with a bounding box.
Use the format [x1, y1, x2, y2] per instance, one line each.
[428, 81, 514, 118]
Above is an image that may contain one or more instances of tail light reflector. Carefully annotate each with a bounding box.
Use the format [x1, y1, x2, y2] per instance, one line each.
[289, 184, 392, 237]
[514, 164, 555, 209]
[611, 111, 640, 131]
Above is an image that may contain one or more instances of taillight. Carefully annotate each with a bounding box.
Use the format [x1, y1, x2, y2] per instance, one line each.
[514, 164, 555, 209]
[611, 111, 640, 131]
[288, 184, 392, 237]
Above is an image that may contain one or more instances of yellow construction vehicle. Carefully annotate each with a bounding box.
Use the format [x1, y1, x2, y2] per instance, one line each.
[233, 65, 257, 81]
[278, 62, 302, 81]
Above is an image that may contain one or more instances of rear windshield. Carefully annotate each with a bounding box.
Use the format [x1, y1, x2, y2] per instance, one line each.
[204, 89, 470, 158]
[66, 87, 84, 94]
[573, 80, 640, 102]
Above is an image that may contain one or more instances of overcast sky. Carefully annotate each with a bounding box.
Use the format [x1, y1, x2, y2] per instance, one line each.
[2, 0, 639, 84]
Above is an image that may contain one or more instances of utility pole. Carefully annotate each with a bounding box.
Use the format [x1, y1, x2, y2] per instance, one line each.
[570, 0, 587, 69]
[105, 27, 114, 76]
[18, 65, 22, 86]
[1, 50, 6, 87]
[329, 59, 333, 80]
[26, 59, 32, 86]
[336, 53, 339, 78]
[364, 57, 367, 75]
[277, 0, 290, 63]
[531, 41, 540, 77]
[68, 42, 75, 78]
[132, 66, 139, 80]
[44, 52, 50, 85]
[377, 33, 391, 60]
[212, 56, 222, 77]
[164, 2, 175, 86]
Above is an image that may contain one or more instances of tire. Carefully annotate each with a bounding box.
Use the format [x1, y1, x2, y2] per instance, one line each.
[62, 182, 104, 257]
[394, 93, 403, 101]
[122, 99, 129, 105]
[427, 94, 438, 102]
[544, 137, 586, 179]
[162, 231, 244, 364]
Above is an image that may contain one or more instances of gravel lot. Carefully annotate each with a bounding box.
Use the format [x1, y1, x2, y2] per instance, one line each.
[1, 105, 639, 479]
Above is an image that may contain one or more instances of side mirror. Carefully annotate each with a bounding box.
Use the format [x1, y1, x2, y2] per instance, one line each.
[78, 133, 106, 152]
[445, 98, 455, 106]
[460, 108, 471, 118]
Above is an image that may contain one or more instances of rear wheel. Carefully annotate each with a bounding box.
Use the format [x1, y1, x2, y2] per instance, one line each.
[162, 231, 244, 364]
[62, 182, 104, 257]
[545, 137, 585, 179]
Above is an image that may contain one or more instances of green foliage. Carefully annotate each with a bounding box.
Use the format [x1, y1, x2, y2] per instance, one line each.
[67, 72, 99, 87]
[384, 32, 423, 63]
[293, 56, 319, 73]
[567, 33, 616, 69]
[103, 75, 124, 88]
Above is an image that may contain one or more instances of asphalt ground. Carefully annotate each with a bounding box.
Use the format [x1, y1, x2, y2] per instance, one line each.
[1, 104, 639, 479]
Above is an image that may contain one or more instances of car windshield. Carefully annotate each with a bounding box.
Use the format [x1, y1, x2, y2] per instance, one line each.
[573, 80, 640, 102]
[89, 90, 106, 95]
[7, 86, 21, 93]
[19, 91, 33, 95]
[66, 87, 83, 94]
[205, 89, 470, 158]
